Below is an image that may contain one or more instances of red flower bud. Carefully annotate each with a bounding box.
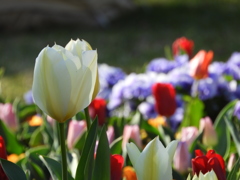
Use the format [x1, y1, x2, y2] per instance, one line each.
[152, 83, 176, 117]
[110, 154, 124, 180]
[0, 136, 8, 180]
[89, 98, 107, 126]
[172, 37, 194, 57]
[192, 149, 226, 180]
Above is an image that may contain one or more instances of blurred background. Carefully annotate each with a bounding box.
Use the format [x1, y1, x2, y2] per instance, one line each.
[0, 0, 240, 100]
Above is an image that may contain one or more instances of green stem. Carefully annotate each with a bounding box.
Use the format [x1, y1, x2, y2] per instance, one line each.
[84, 107, 91, 130]
[58, 122, 68, 180]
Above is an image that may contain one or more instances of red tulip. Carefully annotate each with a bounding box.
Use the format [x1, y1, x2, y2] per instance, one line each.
[192, 149, 226, 180]
[110, 154, 124, 180]
[189, 50, 214, 80]
[0, 136, 8, 180]
[89, 98, 107, 126]
[172, 37, 194, 57]
[152, 83, 176, 117]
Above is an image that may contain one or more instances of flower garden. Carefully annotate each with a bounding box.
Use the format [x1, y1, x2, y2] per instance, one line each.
[0, 37, 239, 180]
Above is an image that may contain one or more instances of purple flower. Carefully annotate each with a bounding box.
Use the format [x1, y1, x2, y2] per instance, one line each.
[228, 52, 240, 67]
[223, 63, 240, 80]
[24, 90, 34, 104]
[169, 107, 184, 131]
[174, 55, 189, 66]
[195, 78, 218, 100]
[209, 62, 226, 76]
[138, 101, 157, 119]
[146, 58, 176, 73]
[98, 64, 126, 87]
[234, 101, 240, 120]
[168, 67, 194, 91]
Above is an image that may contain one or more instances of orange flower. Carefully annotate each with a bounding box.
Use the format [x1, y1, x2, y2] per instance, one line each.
[28, 115, 43, 126]
[7, 153, 25, 163]
[122, 166, 137, 180]
[189, 50, 214, 79]
[148, 116, 168, 128]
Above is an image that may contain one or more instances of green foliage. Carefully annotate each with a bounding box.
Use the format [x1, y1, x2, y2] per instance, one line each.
[0, 158, 27, 180]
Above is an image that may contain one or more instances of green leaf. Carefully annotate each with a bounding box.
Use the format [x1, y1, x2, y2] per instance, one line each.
[27, 161, 46, 180]
[225, 117, 240, 156]
[227, 157, 240, 180]
[75, 119, 98, 180]
[110, 136, 123, 155]
[180, 97, 204, 128]
[189, 132, 203, 154]
[0, 158, 27, 180]
[0, 121, 24, 154]
[92, 126, 110, 180]
[172, 169, 185, 180]
[141, 120, 159, 136]
[214, 100, 237, 158]
[17, 104, 37, 122]
[39, 155, 74, 180]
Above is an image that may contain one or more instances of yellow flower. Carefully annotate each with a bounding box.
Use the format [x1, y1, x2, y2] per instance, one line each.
[32, 39, 98, 122]
[7, 153, 25, 163]
[28, 115, 43, 126]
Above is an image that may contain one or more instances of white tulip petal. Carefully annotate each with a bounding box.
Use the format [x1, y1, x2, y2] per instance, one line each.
[135, 137, 172, 180]
[126, 142, 140, 167]
[166, 140, 178, 161]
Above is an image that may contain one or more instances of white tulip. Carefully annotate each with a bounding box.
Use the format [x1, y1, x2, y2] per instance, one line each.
[187, 170, 218, 180]
[126, 136, 178, 180]
[32, 40, 98, 122]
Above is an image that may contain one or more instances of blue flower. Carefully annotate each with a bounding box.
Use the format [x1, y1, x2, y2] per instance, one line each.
[146, 58, 176, 73]
[195, 78, 218, 100]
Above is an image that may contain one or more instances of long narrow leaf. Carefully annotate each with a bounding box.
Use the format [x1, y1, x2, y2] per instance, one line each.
[75, 119, 98, 180]
[92, 126, 110, 180]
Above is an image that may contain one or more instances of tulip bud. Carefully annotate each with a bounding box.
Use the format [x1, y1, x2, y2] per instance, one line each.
[32, 40, 99, 123]
[174, 141, 190, 173]
[189, 50, 214, 80]
[190, 170, 218, 180]
[227, 153, 236, 171]
[89, 98, 107, 126]
[180, 127, 199, 148]
[0, 103, 18, 131]
[110, 154, 124, 180]
[152, 83, 177, 117]
[172, 37, 194, 57]
[122, 125, 142, 151]
[107, 126, 115, 145]
[200, 117, 218, 147]
[122, 166, 137, 180]
[0, 136, 8, 180]
[67, 120, 87, 149]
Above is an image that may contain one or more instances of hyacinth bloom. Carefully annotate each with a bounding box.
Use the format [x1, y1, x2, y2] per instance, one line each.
[189, 50, 214, 80]
[0, 103, 18, 131]
[122, 125, 142, 151]
[174, 141, 191, 173]
[110, 154, 124, 180]
[192, 150, 226, 180]
[122, 166, 137, 180]
[127, 137, 178, 180]
[0, 136, 8, 180]
[89, 98, 107, 126]
[152, 83, 177, 117]
[67, 120, 87, 149]
[172, 37, 194, 57]
[180, 127, 199, 148]
[200, 117, 218, 147]
[32, 39, 99, 123]
[187, 170, 218, 180]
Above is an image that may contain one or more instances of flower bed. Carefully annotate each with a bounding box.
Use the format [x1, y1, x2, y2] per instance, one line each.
[0, 37, 239, 180]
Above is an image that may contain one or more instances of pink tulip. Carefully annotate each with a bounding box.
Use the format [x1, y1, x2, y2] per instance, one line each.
[107, 126, 115, 145]
[180, 127, 199, 148]
[200, 117, 218, 147]
[227, 153, 236, 171]
[122, 125, 142, 151]
[174, 141, 191, 173]
[67, 120, 87, 149]
[0, 103, 18, 131]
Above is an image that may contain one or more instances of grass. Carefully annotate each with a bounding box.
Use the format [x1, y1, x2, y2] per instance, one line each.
[1, 2, 240, 100]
